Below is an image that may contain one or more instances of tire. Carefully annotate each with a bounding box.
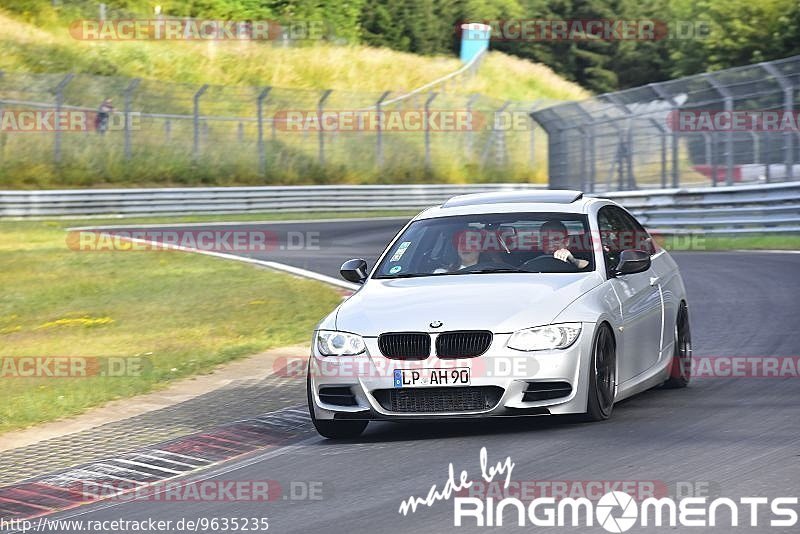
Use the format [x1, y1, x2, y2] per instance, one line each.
[584, 323, 617, 422]
[306, 373, 368, 439]
[663, 302, 692, 388]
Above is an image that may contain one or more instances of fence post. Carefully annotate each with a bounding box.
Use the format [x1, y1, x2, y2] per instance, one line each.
[0, 71, 4, 163]
[761, 62, 794, 181]
[465, 94, 478, 160]
[603, 94, 637, 190]
[53, 73, 74, 165]
[317, 89, 332, 165]
[704, 73, 734, 186]
[123, 78, 139, 160]
[257, 87, 272, 176]
[573, 103, 597, 192]
[649, 118, 668, 189]
[529, 101, 541, 168]
[424, 92, 438, 168]
[706, 132, 717, 187]
[495, 101, 511, 167]
[193, 84, 208, 162]
[375, 91, 391, 167]
[650, 83, 681, 187]
[480, 101, 510, 168]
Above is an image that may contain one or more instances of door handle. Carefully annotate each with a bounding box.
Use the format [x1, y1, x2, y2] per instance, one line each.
[649, 276, 660, 286]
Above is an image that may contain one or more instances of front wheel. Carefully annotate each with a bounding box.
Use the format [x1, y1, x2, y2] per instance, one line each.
[306, 373, 368, 439]
[663, 302, 692, 388]
[583, 323, 617, 421]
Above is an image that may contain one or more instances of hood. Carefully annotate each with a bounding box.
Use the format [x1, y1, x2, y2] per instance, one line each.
[335, 272, 603, 336]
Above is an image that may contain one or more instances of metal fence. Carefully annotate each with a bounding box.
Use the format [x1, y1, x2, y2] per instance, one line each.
[533, 55, 800, 192]
[0, 61, 552, 187]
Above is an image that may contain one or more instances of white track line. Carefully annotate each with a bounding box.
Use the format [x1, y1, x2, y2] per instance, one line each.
[129, 453, 198, 469]
[28, 436, 320, 528]
[75, 233, 359, 290]
[109, 459, 183, 476]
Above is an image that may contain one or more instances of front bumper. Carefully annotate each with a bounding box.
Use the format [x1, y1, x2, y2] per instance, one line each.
[308, 323, 596, 421]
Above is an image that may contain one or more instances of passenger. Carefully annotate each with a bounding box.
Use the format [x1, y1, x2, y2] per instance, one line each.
[433, 227, 483, 273]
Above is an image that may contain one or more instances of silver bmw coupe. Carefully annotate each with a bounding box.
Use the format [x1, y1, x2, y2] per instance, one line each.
[307, 190, 692, 438]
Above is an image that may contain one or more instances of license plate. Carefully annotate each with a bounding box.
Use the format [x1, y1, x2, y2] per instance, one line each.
[393, 368, 471, 388]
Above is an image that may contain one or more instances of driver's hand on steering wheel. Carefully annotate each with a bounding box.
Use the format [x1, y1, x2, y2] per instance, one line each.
[554, 248, 589, 269]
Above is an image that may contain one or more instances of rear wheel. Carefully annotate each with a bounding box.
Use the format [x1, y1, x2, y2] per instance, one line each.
[664, 302, 692, 388]
[306, 373, 368, 439]
[584, 323, 616, 421]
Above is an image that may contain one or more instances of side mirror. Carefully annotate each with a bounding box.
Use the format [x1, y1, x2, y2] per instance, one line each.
[340, 258, 368, 284]
[612, 249, 651, 276]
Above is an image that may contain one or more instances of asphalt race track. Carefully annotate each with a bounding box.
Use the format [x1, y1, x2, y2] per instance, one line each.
[21, 219, 800, 533]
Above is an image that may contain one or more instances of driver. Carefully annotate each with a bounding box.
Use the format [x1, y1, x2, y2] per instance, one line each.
[540, 220, 589, 269]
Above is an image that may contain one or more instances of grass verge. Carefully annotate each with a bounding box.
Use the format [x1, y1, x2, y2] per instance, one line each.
[658, 233, 800, 252]
[0, 10, 585, 189]
[0, 217, 344, 434]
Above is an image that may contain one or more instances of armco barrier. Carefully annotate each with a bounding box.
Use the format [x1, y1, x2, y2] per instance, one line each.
[604, 182, 800, 234]
[1, 182, 799, 234]
[0, 184, 542, 218]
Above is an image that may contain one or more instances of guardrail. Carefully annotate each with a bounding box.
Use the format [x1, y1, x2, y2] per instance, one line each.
[0, 184, 542, 218]
[604, 182, 800, 234]
[2, 183, 798, 234]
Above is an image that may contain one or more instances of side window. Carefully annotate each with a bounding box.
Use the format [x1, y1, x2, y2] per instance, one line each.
[598, 206, 657, 274]
[597, 207, 628, 273]
[618, 210, 657, 255]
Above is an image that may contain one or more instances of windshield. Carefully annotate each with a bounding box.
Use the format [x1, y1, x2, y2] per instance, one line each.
[374, 213, 595, 279]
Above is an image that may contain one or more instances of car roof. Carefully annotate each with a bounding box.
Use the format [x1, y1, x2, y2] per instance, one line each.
[417, 189, 605, 220]
[442, 189, 584, 207]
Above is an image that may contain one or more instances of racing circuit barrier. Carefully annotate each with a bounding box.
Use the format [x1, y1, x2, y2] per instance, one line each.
[2, 182, 799, 234]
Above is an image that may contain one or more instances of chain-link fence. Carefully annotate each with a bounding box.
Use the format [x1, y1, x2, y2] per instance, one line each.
[533, 55, 800, 192]
[0, 62, 554, 188]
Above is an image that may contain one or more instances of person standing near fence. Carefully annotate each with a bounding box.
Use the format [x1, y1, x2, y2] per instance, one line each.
[95, 98, 114, 135]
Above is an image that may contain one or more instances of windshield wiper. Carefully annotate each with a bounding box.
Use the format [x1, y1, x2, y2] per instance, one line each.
[374, 273, 433, 279]
[455, 267, 529, 274]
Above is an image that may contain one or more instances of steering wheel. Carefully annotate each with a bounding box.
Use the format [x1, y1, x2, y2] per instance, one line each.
[520, 255, 579, 273]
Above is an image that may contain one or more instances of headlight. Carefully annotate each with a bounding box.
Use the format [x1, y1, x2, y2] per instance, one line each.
[507, 323, 581, 351]
[316, 330, 366, 356]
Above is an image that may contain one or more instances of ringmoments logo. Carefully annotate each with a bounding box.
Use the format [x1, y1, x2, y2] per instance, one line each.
[397, 448, 799, 530]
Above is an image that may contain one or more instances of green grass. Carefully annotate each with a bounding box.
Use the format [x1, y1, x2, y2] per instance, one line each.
[0, 10, 587, 101]
[659, 233, 800, 251]
[0, 217, 343, 433]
